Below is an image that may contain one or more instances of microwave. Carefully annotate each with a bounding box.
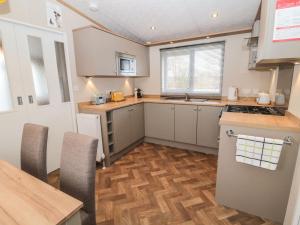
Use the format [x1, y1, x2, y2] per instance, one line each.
[116, 52, 136, 76]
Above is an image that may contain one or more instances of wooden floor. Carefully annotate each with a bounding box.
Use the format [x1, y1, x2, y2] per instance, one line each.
[48, 143, 278, 225]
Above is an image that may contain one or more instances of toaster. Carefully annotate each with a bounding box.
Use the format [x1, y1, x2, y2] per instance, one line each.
[256, 92, 271, 105]
[91, 95, 107, 105]
[111, 91, 125, 102]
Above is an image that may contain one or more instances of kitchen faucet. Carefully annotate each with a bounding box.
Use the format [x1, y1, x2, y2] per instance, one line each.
[185, 93, 190, 101]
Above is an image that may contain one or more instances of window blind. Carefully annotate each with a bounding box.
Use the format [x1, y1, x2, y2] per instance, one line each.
[161, 41, 225, 96]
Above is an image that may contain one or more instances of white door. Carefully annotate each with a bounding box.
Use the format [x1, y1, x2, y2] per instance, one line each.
[0, 20, 27, 166]
[14, 24, 75, 172]
[0, 19, 75, 172]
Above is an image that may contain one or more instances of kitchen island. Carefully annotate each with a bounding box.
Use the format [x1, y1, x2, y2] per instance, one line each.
[216, 111, 300, 223]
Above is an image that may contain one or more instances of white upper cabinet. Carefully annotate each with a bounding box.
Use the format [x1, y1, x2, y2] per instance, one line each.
[257, 0, 300, 64]
[73, 26, 149, 77]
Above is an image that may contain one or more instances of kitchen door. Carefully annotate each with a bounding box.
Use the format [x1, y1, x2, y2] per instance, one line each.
[0, 19, 75, 172]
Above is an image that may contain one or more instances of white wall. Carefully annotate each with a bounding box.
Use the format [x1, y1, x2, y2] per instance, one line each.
[285, 65, 300, 225]
[135, 33, 272, 97]
[0, 0, 134, 103]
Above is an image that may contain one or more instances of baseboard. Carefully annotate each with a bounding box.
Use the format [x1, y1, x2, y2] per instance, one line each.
[144, 137, 219, 155]
[109, 138, 144, 164]
[108, 137, 218, 165]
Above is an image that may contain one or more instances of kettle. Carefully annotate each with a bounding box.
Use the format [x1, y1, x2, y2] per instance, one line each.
[228, 86, 238, 101]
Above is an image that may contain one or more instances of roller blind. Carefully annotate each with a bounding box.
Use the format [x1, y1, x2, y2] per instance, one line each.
[161, 41, 225, 96]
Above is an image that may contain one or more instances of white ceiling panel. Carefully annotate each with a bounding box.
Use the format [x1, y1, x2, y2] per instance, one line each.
[62, 0, 260, 43]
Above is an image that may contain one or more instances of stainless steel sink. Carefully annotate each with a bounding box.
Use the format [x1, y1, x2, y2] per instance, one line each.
[164, 97, 185, 100]
[186, 98, 208, 102]
[164, 97, 208, 102]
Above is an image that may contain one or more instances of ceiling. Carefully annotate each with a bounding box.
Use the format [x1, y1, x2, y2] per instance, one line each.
[62, 0, 261, 44]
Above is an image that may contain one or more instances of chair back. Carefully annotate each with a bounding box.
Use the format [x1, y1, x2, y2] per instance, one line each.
[60, 132, 98, 225]
[21, 123, 48, 182]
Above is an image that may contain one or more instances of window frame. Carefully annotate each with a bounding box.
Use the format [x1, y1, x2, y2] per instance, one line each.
[160, 41, 225, 98]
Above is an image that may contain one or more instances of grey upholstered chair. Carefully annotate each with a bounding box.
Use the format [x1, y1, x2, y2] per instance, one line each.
[21, 123, 49, 182]
[60, 132, 98, 225]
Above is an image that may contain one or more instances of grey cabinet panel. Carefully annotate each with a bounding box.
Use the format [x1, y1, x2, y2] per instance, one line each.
[131, 103, 145, 142]
[257, 0, 300, 63]
[112, 104, 145, 154]
[112, 106, 132, 153]
[175, 104, 197, 145]
[73, 27, 149, 77]
[145, 103, 175, 141]
[197, 106, 222, 148]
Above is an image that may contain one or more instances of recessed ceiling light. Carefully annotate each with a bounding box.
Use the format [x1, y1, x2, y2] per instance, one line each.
[150, 26, 156, 30]
[206, 36, 210, 39]
[211, 11, 219, 19]
[146, 41, 151, 45]
[89, 1, 99, 12]
[170, 41, 174, 44]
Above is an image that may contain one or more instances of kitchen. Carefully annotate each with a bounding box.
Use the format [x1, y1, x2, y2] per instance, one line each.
[0, 0, 300, 225]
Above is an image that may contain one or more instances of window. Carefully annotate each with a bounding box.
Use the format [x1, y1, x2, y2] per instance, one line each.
[55, 41, 70, 102]
[161, 42, 225, 96]
[28, 36, 50, 105]
[0, 32, 13, 112]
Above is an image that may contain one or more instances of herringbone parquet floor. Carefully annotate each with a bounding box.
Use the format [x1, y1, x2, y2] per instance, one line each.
[48, 143, 278, 225]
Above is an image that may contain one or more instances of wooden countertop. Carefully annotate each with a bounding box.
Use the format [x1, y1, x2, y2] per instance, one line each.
[0, 160, 83, 225]
[78, 97, 268, 113]
[220, 112, 300, 132]
[78, 96, 299, 132]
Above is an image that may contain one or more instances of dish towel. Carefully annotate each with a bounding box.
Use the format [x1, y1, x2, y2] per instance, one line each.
[236, 135, 284, 171]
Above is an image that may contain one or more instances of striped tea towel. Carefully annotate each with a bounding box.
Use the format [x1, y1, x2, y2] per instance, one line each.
[236, 135, 284, 171]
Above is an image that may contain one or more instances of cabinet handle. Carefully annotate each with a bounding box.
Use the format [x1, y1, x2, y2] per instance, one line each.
[198, 108, 202, 112]
[17, 96, 23, 105]
[193, 108, 197, 111]
[28, 95, 34, 104]
[128, 108, 134, 112]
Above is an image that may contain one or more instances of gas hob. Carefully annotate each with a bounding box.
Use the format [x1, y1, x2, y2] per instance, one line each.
[224, 105, 286, 116]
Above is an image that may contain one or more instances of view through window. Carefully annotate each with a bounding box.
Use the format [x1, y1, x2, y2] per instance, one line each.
[161, 42, 225, 96]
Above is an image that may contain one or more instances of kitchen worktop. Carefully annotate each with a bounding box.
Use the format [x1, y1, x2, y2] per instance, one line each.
[0, 160, 83, 225]
[220, 111, 300, 132]
[78, 96, 272, 113]
[78, 96, 300, 132]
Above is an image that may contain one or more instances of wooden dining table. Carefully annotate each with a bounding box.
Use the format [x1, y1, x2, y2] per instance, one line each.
[0, 160, 83, 225]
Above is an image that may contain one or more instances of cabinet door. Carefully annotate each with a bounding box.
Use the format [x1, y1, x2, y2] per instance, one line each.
[73, 27, 117, 76]
[73, 27, 149, 77]
[175, 105, 197, 144]
[112, 106, 132, 153]
[197, 106, 222, 148]
[145, 103, 175, 141]
[131, 103, 145, 143]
